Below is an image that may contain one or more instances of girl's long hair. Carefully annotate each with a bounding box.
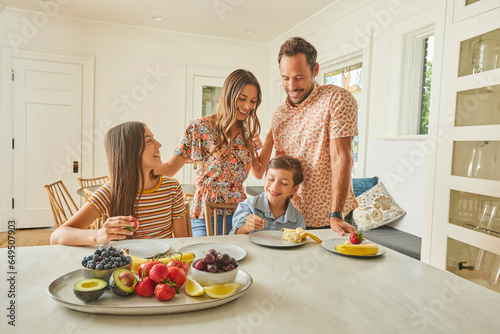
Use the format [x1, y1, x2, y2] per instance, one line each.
[104, 121, 146, 218]
[213, 69, 262, 162]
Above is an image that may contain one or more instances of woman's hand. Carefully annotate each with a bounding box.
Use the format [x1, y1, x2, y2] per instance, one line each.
[95, 216, 135, 244]
[250, 131, 274, 179]
[238, 214, 265, 234]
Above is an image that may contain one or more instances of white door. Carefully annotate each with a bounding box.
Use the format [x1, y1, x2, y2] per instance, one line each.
[12, 58, 82, 228]
[183, 75, 226, 184]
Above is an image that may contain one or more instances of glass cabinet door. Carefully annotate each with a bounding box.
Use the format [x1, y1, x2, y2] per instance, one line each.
[454, 0, 500, 23]
[429, 0, 500, 293]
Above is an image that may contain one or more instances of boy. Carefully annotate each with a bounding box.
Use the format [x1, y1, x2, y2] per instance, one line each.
[229, 155, 306, 234]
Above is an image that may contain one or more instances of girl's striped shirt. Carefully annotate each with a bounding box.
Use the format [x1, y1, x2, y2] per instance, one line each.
[88, 176, 186, 238]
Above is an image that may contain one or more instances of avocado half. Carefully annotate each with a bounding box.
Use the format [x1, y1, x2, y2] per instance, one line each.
[73, 278, 107, 302]
[109, 268, 137, 296]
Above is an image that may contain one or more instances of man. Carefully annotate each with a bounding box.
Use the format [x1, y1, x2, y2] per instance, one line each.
[271, 36, 358, 236]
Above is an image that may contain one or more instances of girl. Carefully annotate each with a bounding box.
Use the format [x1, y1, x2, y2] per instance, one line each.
[50, 122, 188, 246]
[155, 69, 273, 236]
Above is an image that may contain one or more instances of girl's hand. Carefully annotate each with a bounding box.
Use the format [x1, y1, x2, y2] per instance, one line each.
[95, 216, 135, 244]
[241, 214, 265, 234]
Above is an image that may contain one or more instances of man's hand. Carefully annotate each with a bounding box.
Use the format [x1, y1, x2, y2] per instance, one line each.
[329, 217, 355, 236]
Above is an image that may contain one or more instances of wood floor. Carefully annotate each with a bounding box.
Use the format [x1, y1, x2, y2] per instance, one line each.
[0, 228, 53, 248]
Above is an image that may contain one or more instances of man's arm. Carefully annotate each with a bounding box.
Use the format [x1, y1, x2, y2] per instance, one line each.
[329, 136, 356, 236]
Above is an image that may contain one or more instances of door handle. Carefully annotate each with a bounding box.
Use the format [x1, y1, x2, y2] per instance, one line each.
[73, 161, 79, 173]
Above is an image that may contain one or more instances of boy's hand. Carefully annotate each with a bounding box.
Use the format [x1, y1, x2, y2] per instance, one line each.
[240, 214, 265, 234]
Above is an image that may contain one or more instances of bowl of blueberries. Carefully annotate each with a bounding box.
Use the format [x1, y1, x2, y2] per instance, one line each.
[190, 249, 239, 286]
[81, 245, 132, 283]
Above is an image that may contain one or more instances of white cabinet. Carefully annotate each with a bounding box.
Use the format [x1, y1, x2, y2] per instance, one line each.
[426, 0, 500, 292]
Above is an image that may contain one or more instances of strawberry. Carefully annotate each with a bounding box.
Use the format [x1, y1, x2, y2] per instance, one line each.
[155, 279, 179, 301]
[349, 231, 365, 245]
[124, 216, 139, 232]
[135, 276, 156, 298]
[149, 263, 169, 283]
[138, 261, 161, 279]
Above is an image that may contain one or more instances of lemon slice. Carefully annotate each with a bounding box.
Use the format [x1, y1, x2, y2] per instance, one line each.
[204, 283, 241, 299]
[185, 277, 204, 297]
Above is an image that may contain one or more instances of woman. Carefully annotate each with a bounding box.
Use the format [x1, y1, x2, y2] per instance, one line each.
[155, 69, 273, 236]
[50, 121, 188, 246]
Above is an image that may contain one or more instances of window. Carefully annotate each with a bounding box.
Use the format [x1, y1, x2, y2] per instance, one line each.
[324, 62, 363, 178]
[201, 85, 222, 116]
[401, 28, 434, 135]
[419, 35, 434, 135]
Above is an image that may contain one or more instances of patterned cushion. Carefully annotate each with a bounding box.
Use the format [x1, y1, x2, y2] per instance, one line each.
[352, 176, 378, 197]
[353, 182, 406, 231]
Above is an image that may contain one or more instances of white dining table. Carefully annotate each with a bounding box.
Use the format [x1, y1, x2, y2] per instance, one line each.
[1, 229, 499, 333]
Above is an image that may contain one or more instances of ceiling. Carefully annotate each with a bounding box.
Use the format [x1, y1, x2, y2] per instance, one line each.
[3, 0, 339, 44]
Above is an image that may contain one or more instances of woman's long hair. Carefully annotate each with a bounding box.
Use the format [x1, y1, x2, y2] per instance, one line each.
[213, 69, 262, 162]
[104, 121, 146, 218]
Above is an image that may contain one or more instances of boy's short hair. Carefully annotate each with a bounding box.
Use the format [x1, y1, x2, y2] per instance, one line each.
[266, 155, 304, 186]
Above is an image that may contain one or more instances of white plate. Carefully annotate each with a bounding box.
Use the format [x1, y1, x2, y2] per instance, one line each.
[321, 238, 386, 258]
[248, 230, 307, 248]
[178, 242, 246, 262]
[109, 239, 170, 259]
[48, 269, 252, 315]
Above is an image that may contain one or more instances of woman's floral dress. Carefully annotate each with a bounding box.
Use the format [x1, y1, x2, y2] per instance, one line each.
[173, 117, 262, 219]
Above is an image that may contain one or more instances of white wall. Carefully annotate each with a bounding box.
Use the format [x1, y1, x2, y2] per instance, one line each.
[0, 8, 270, 180]
[265, 0, 438, 237]
[365, 139, 427, 236]
[0, 8, 270, 226]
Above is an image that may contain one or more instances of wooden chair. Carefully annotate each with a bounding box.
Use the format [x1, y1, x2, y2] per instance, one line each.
[183, 192, 194, 205]
[203, 202, 238, 236]
[185, 203, 193, 237]
[77, 176, 109, 199]
[44, 180, 79, 229]
[182, 193, 194, 237]
[45, 180, 103, 230]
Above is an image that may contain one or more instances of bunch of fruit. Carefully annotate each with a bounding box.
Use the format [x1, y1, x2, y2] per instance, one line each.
[81, 246, 132, 270]
[125, 250, 195, 273]
[135, 259, 188, 301]
[193, 249, 238, 273]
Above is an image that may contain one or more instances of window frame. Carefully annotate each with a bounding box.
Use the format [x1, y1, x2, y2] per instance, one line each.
[385, 9, 436, 139]
[400, 27, 435, 136]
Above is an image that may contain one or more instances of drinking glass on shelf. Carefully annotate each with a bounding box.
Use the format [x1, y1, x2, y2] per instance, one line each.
[472, 37, 500, 74]
[489, 257, 500, 291]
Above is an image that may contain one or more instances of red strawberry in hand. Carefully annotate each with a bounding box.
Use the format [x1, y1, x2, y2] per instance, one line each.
[155, 279, 179, 301]
[124, 216, 139, 232]
[135, 276, 156, 298]
[349, 231, 365, 245]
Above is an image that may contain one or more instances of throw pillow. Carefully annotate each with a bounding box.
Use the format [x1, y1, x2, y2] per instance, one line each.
[352, 176, 378, 197]
[353, 182, 406, 231]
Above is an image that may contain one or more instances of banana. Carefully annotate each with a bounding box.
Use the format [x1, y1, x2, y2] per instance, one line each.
[334, 241, 378, 256]
[281, 228, 322, 243]
[121, 249, 195, 273]
[303, 232, 322, 243]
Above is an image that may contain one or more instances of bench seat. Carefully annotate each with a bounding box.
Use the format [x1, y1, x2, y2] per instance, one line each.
[359, 225, 421, 260]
